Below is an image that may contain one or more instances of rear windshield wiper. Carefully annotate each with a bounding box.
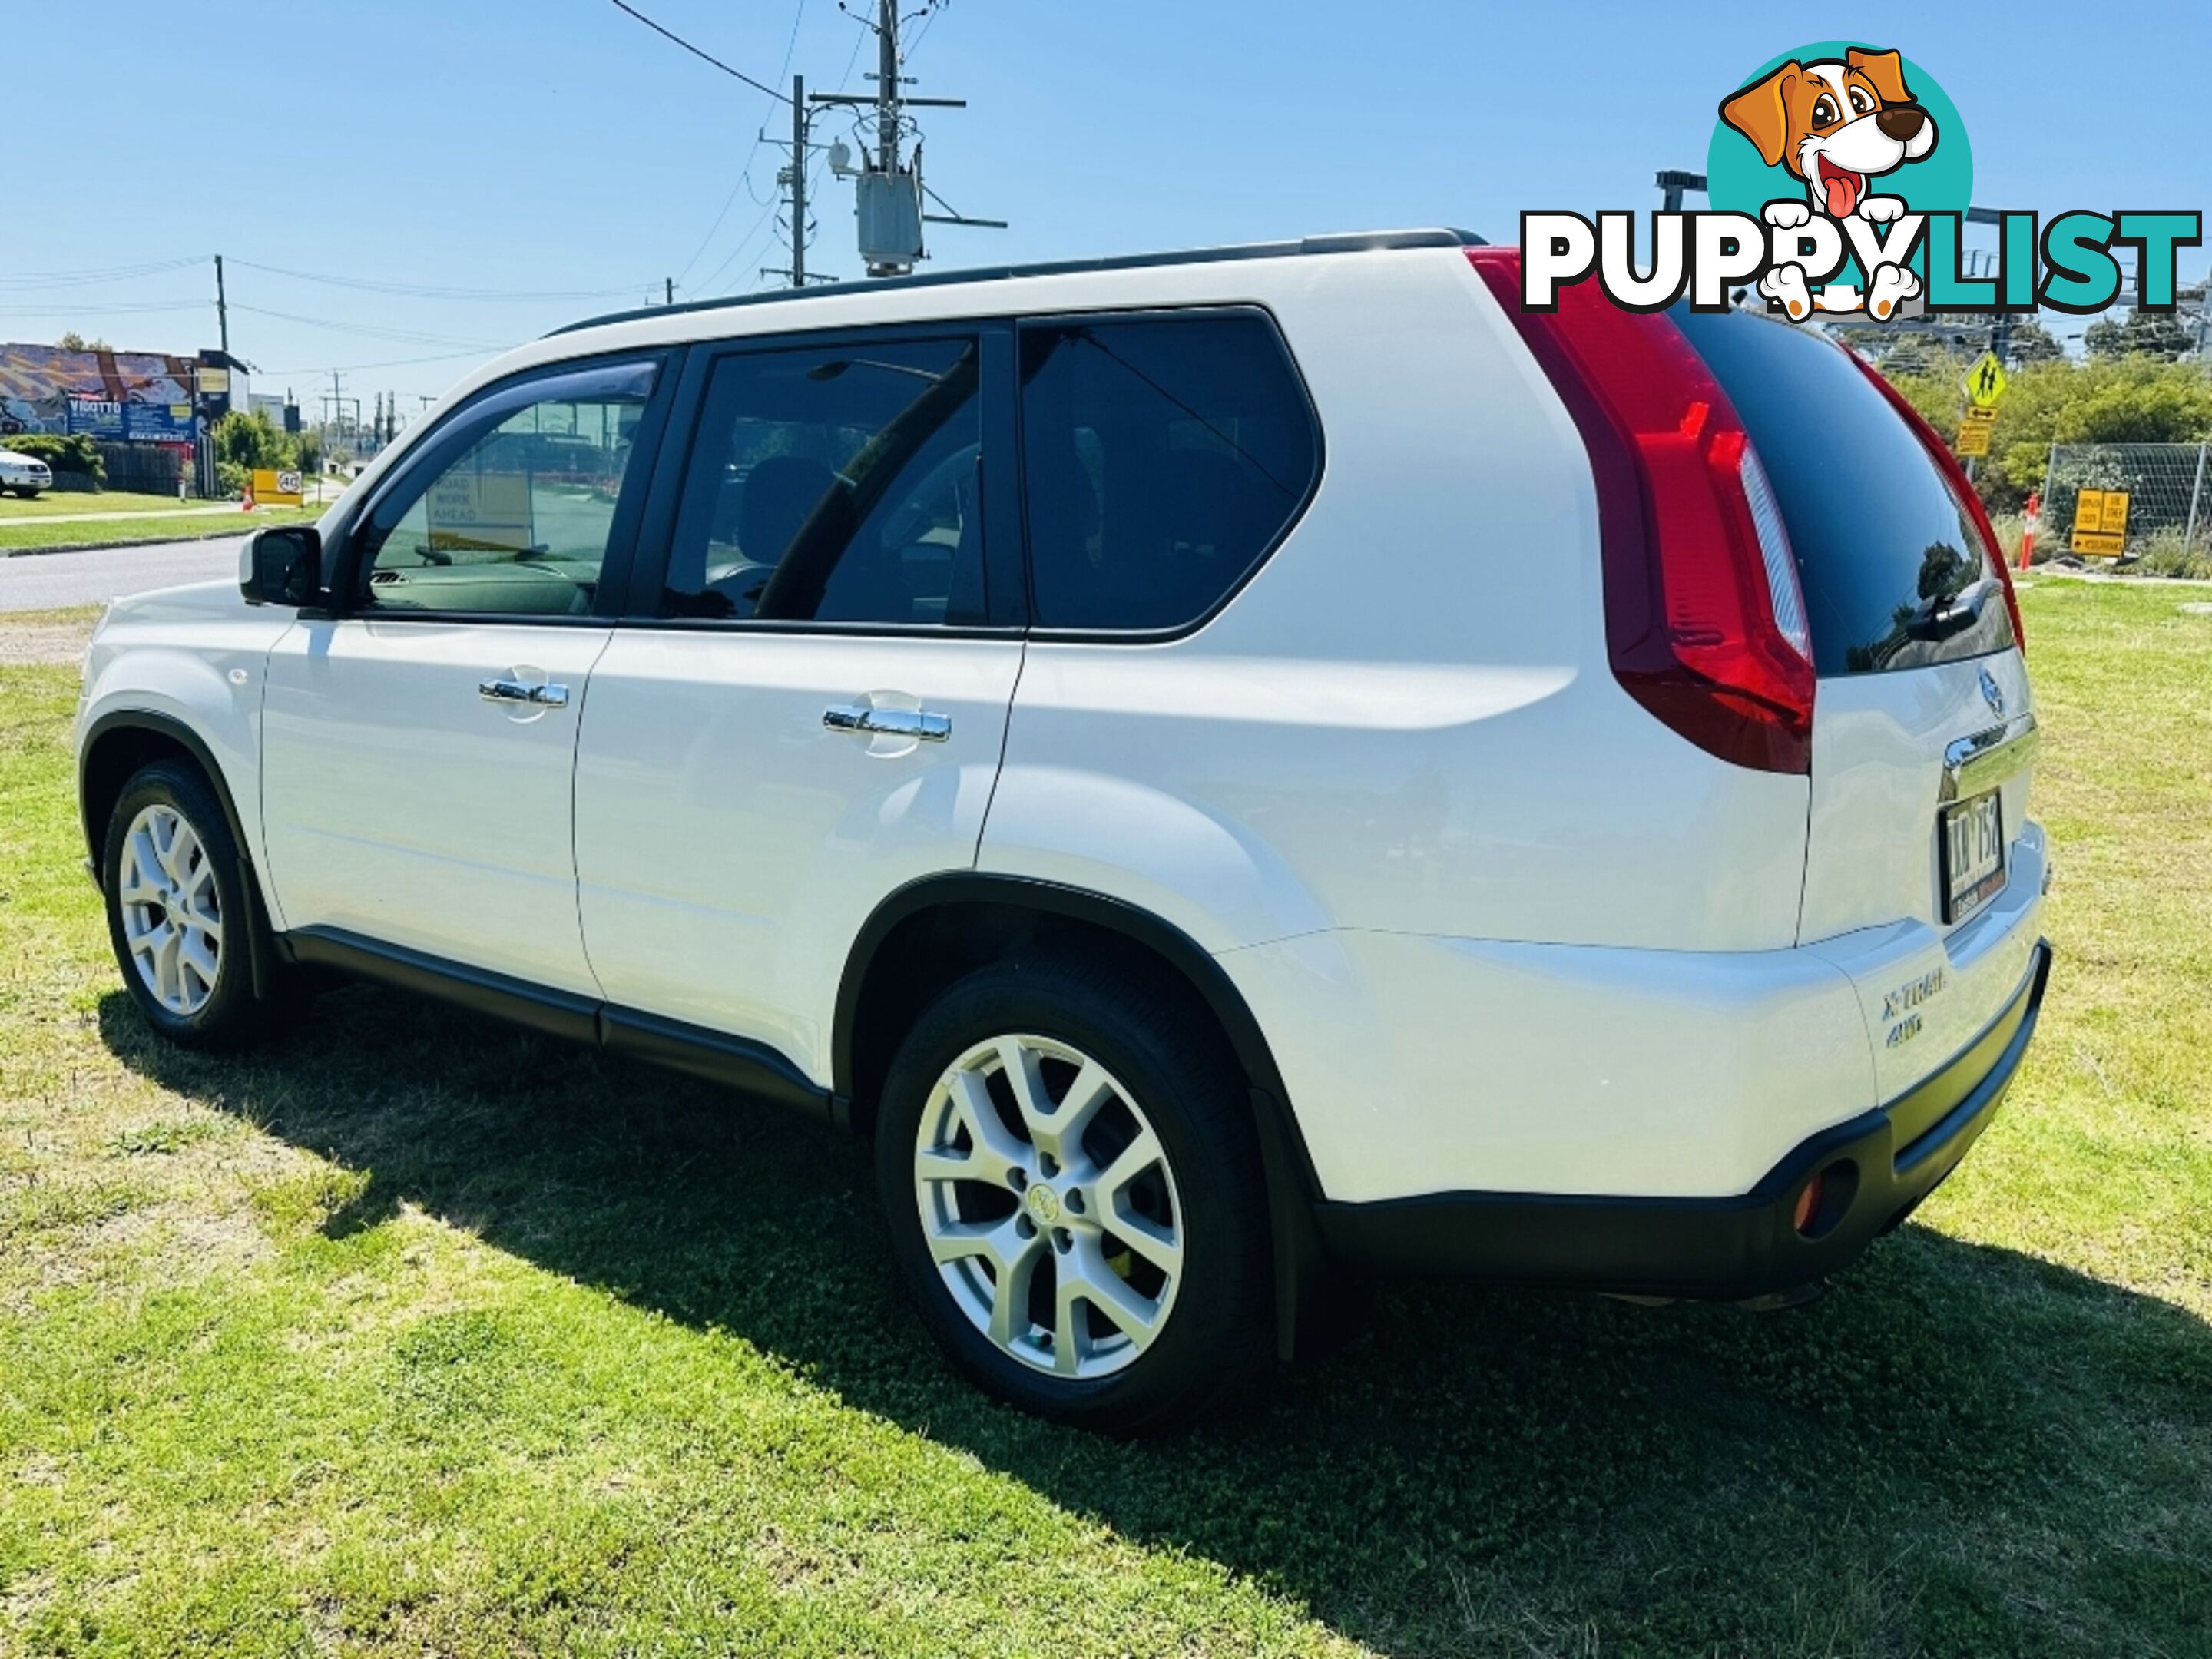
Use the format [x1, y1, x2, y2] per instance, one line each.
[1905, 577, 2001, 642]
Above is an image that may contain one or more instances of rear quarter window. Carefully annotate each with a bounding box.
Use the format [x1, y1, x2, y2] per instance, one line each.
[1018, 310, 1320, 633]
[1674, 306, 2015, 676]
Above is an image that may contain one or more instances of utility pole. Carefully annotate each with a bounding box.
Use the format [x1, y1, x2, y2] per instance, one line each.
[213, 254, 230, 356]
[1655, 169, 1706, 214]
[812, 3, 1001, 278]
[875, 1, 899, 200]
[664, 276, 674, 305]
[792, 71, 809, 286]
[763, 74, 835, 289]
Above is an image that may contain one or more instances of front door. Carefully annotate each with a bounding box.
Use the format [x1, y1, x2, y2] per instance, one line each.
[260, 357, 665, 996]
[574, 328, 1025, 1083]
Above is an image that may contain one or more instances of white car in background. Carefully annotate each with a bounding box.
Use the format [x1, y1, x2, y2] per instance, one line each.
[71, 230, 2050, 1431]
[0, 448, 52, 497]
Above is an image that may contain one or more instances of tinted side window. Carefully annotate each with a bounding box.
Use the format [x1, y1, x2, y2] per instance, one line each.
[661, 336, 985, 625]
[1018, 312, 1318, 631]
[357, 362, 654, 617]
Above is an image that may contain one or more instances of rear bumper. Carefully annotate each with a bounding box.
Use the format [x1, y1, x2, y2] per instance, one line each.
[1312, 940, 2050, 1297]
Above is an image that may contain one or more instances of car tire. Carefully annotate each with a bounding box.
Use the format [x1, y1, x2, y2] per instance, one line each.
[101, 759, 273, 1049]
[874, 951, 1271, 1432]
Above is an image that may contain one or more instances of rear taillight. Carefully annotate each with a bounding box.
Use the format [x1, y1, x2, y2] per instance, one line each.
[1844, 350, 2026, 657]
[1466, 249, 1814, 774]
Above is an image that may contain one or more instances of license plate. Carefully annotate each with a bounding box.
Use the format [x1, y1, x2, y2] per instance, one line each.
[1942, 790, 2006, 924]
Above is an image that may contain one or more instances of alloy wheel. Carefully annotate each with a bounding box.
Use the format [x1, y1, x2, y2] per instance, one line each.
[117, 803, 224, 1016]
[913, 1033, 1184, 1379]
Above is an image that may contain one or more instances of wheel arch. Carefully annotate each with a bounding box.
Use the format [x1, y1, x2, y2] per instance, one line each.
[834, 872, 1327, 1359]
[79, 710, 251, 876]
[79, 709, 278, 998]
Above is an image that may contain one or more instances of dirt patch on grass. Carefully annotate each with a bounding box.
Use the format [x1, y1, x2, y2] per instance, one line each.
[0, 616, 95, 667]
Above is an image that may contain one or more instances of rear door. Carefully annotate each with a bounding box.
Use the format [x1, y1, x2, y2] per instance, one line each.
[571, 323, 1025, 1084]
[1677, 307, 2043, 1095]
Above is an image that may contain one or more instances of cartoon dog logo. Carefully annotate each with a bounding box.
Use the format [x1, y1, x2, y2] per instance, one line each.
[1719, 48, 1936, 320]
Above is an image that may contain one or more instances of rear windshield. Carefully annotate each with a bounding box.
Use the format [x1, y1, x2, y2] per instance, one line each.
[1674, 305, 2015, 677]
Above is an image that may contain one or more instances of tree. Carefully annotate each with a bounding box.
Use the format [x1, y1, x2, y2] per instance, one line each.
[2084, 308, 2191, 362]
[1875, 353, 2212, 510]
[2008, 317, 2064, 365]
[211, 409, 296, 473]
[54, 331, 113, 353]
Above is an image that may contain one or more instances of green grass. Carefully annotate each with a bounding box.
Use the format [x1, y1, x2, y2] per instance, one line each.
[0, 485, 343, 521]
[0, 506, 319, 553]
[0, 489, 220, 519]
[2, 584, 2208, 1656]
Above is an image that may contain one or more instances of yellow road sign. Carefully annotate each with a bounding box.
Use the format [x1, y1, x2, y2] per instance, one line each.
[1962, 352, 2008, 409]
[2071, 488, 2130, 555]
[250, 467, 303, 507]
[1955, 419, 1992, 457]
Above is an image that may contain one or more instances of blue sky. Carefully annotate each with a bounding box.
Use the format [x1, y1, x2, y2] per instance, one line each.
[8, 1, 2206, 405]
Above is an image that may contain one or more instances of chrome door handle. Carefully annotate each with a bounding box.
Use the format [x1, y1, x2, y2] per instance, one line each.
[823, 704, 951, 741]
[479, 677, 570, 708]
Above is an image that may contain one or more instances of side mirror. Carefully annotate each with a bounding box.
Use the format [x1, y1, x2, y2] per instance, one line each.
[240, 525, 324, 608]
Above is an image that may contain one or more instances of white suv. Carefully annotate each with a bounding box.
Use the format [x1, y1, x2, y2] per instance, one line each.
[75, 230, 2049, 1430]
[0, 446, 52, 497]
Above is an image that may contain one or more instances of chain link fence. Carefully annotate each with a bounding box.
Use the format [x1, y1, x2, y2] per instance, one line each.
[2041, 442, 2212, 561]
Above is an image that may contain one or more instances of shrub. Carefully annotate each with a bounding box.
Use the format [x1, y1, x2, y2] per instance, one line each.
[1986, 512, 2028, 568]
[2133, 527, 2212, 580]
[0, 432, 105, 485]
[214, 459, 250, 500]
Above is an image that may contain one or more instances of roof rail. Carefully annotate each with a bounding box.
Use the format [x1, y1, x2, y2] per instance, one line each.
[546, 227, 1485, 337]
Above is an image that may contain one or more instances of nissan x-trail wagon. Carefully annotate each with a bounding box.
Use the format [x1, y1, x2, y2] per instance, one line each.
[76, 230, 2048, 1429]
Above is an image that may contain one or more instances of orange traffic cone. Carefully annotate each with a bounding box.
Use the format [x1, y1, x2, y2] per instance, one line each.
[241, 480, 254, 511]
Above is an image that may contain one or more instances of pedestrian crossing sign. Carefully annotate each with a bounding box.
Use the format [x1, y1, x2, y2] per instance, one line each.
[1962, 353, 2008, 409]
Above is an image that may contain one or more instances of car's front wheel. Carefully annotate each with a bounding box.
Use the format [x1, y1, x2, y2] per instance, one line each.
[875, 953, 1270, 1432]
[102, 760, 270, 1048]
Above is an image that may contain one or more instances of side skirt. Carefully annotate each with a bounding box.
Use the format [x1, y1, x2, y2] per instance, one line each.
[279, 927, 833, 1122]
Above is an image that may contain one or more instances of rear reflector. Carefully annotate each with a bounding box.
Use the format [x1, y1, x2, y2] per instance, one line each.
[1793, 1173, 1825, 1236]
[1843, 349, 2026, 657]
[1468, 249, 1814, 773]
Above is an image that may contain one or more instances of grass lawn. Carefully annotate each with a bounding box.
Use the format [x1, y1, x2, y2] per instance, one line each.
[0, 491, 219, 520]
[0, 506, 320, 554]
[2, 581, 2207, 1656]
[0, 483, 345, 521]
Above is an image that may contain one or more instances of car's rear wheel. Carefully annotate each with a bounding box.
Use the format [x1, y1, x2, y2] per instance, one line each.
[102, 760, 270, 1048]
[875, 953, 1270, 1432]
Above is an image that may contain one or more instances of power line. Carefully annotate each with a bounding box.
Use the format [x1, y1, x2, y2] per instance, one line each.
[252, 347, 496, 378]
[0, 300, 204, 317]
[605, 0, 793, 103]
[230, 303, 507, 351]
[700, 8, 868, 296]
[0, 257, 207, 292]
[227, 259, 650, 302]
[672, 0, 810, 291]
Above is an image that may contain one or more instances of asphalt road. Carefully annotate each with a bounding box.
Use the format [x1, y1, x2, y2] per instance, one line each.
[0, 536, 245, 613]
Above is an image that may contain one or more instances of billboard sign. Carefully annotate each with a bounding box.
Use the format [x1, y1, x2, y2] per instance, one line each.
[0, 342, 201, 442]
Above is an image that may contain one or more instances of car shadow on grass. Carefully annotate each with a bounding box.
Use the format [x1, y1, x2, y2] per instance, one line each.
[101, 985, 2212, 1656]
